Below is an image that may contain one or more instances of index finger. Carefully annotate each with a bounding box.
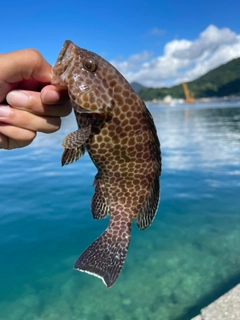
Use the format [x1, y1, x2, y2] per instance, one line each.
[0, 49, 52, 83]
[0, 49, 52, 101]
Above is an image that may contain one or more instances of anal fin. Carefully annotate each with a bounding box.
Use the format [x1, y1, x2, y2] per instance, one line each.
[91, 174, 110, 219]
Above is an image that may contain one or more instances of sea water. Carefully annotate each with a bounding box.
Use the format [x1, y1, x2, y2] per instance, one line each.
[0, 102, 240, 320]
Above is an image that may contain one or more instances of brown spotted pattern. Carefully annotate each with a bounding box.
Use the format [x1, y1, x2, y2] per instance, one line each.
[51, 40, 161, 287]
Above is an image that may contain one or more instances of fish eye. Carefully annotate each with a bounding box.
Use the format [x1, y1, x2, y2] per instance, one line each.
[83, 59, 97, 72]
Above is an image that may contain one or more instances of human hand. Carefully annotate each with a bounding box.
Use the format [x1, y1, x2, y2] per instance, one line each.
[0, 49, 72, 149]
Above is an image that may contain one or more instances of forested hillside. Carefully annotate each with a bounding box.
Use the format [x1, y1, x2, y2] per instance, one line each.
[136, 57, 240, 100]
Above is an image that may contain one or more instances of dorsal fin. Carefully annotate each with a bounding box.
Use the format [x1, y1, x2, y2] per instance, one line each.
[135, 175, 160, 230]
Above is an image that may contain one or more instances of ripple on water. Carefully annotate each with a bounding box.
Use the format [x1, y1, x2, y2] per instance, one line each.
[0, 104, 240, 320]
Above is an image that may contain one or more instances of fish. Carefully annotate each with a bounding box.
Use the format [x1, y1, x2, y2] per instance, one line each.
[51, 40, 161, 288]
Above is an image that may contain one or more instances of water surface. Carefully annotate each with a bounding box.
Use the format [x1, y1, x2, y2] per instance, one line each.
[1, 102, 240, 320]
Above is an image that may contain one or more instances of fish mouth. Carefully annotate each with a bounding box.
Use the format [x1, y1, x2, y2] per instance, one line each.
[51, 40, 75, 85]
[57, 40, 75, 65]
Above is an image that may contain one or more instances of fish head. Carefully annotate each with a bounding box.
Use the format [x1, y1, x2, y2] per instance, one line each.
[52, 40, 119, 115]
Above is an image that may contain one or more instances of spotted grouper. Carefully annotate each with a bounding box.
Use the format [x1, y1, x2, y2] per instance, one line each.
[51, 40, 161, 287]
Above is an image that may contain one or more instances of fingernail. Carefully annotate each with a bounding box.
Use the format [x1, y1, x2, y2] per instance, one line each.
[0, 105, 11, 118]
[41, 89, 60, 104]
[6, 91, 29, 107]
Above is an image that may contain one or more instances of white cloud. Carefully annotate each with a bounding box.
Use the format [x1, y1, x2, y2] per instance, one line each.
[149, 27, 166, 36]
[110, 25, 240, 87]
[173, 25, 238, 59]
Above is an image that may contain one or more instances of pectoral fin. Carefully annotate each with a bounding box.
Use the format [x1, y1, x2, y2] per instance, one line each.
[61, 146, 85, 166]
[61, 125, 91, 166]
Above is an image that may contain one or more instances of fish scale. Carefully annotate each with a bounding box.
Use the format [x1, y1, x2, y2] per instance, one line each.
[51, 40, 161, 287]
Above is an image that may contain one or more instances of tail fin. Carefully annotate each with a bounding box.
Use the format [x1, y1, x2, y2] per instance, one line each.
[74, 226, 131, 288]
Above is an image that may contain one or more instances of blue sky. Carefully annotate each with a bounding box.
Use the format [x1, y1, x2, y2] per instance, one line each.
[1, 0, 240, 87]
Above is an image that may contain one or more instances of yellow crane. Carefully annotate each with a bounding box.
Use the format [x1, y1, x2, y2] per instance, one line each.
[182, 82, 194, 103]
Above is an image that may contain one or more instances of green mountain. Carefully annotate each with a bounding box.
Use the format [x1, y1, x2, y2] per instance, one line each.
[137, 57, 240, 100]
[131, 82, 147, 93]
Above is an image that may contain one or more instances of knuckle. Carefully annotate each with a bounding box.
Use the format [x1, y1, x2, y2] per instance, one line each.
[0, 132, 9, 149]
[16, 131, 36, 149]
[43, 117, 61, 133]
[25, 48, 43, 62]
[52, 118, 61, 132]
[23, 49, 46, 79]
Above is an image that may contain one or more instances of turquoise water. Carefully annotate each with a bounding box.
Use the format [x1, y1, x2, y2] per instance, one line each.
[1, 102, 240, 320]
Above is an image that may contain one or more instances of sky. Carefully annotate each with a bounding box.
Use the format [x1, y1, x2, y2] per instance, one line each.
[1, 0, 240, 88]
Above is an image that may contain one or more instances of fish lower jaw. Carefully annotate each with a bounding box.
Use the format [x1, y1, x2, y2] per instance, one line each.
[51, 76, 67, 88]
